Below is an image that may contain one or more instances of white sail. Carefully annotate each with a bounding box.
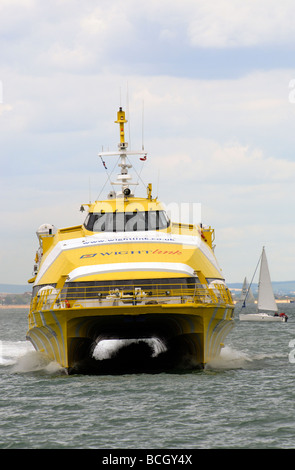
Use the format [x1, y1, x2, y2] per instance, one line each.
[240, 277, 247, 302]
[239, 277, 255, 304]
[248, 287, 255, 304]
[257, 247, 278, 313]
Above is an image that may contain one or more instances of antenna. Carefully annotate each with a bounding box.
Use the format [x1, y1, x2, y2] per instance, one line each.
[126, 83, 131, 150]
[142, 99, 145, 151]
[156, 168, 160, 198]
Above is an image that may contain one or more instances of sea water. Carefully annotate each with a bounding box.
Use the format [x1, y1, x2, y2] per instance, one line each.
[1, 304, 295, 449]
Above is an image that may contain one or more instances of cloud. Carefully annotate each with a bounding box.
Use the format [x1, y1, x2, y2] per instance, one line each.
[46, 44, 94, 72]
[186, 1, 295, 48]
[2, 1, 295, 79]
[1, 1, 295, 284]
[155, 140, 295, 186]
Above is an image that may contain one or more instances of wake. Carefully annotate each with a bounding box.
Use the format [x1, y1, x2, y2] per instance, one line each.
[0, 340, 62, 374]
[1, 339, 286, 375]
[207, 345, 287, 370]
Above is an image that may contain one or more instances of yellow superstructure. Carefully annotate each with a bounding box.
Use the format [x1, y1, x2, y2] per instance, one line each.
[27, 107, 234, 374]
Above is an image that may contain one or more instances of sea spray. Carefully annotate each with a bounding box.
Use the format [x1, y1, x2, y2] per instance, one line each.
[206, 345, 253, 370]
[0, 340, 33, 366]
[0, 339, 63, 374]
[11, 350, 64, 374]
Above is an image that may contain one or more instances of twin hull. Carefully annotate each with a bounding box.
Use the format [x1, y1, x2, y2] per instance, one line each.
[28, 230, 234, 374]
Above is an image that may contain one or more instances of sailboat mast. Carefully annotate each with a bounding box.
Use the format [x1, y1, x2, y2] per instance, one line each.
[241, 255, 261, 309]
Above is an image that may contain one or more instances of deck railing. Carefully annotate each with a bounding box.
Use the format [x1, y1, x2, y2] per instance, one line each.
[30, 282, 233, 312]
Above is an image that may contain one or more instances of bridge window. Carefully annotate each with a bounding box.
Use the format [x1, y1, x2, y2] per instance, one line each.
[84, 211, 170, 232]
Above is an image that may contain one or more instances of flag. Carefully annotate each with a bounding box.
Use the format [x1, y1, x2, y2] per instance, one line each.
[100, 156, 107, 169]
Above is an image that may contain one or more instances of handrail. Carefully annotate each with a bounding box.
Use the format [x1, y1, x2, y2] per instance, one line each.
[30, 282, 233, 312]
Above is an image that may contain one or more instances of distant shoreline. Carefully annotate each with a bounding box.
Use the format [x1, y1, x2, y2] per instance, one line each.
[233, 299, 294, 304]
[0, 305, 29, 309]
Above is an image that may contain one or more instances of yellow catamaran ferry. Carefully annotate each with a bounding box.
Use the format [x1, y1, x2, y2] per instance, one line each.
[27, 107, 234, 374]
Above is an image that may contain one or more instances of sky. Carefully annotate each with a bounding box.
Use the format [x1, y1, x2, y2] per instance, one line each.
[1, 0, 295, 286]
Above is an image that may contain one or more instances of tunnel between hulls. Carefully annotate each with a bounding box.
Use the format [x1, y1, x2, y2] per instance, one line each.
[67, 313, 204, 375]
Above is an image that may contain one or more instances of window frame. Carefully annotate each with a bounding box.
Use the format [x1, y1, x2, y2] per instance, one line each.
[84, 210, 170, 232]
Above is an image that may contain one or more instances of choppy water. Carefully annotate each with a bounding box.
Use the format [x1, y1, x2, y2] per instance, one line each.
[1, 304, 295, 449]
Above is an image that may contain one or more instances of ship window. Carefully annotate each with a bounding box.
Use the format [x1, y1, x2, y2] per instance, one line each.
[84, 211, 170, 232]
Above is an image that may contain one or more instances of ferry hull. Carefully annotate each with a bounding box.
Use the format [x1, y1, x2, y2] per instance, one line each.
[27, 303, 234, 374]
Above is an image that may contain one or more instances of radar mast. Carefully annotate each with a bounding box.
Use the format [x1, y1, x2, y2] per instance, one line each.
[98, 107, 148, 198]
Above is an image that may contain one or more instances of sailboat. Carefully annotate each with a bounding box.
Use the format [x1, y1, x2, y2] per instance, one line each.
[238, 277, 255, 306]
[239, 247, 288, 322]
